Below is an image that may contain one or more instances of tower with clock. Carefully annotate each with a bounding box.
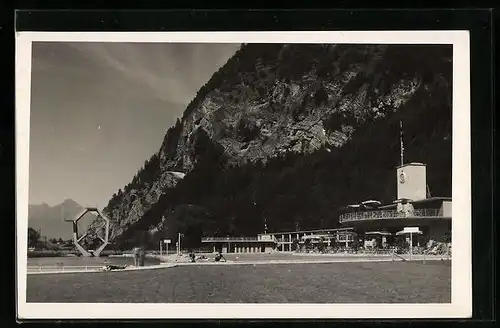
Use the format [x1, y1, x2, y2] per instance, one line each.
[396, 120, 428, 201]
[396, 162, 427, 201]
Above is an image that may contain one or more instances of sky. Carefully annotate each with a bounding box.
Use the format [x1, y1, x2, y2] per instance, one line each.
[29, 42, 240, 208]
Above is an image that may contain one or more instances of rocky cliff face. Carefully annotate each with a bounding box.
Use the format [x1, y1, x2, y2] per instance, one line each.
[91, 169, 185, 241]
[160, 45, 424, 170]
[91, 44, 452, 247]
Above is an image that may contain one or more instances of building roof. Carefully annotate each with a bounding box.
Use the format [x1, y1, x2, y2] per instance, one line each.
[377, 197, 451, 209]
[201, 237, 275, 243]
[396, 162, 427, 169]
[259, 227, 354, 236]
[412, 197, 452, 203]
[378, 204, 398, 209]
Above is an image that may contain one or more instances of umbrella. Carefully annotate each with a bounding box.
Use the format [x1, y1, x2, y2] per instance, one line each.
[395, 227, 422, 261]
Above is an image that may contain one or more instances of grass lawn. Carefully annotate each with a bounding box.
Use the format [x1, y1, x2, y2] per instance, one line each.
[26, 261, 451, 303]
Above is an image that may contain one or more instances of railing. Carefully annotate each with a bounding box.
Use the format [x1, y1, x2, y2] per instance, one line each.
[202, 237, 259, 242]
[339, 208, 443, 223]
[293, 245, 451, 257]
[27, 265, 104, 273]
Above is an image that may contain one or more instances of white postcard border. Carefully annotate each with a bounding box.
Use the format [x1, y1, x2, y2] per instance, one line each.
[16, 30, 471, 319]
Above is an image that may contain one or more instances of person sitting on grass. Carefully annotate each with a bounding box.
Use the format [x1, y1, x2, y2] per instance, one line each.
[214, 251, 226, 262]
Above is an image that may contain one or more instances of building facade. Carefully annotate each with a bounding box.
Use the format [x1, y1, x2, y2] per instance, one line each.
[202, 162, 451, 253]
[201, 228, 355, 254]
[201, 236, 276, 253]
[339, 162, 452, 248]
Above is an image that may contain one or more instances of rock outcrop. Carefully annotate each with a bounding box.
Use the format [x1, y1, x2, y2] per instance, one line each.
[91, 44, 452, 247]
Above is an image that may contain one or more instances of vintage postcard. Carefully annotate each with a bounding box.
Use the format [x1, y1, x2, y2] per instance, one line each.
[16, 31, 471, 319]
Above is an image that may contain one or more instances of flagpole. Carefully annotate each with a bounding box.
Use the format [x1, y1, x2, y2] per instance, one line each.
[400, 120, 404, 167]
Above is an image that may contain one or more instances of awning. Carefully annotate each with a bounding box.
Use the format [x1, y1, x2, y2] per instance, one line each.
[361, 200, 382, 206]
[337, 231, 357, 236]
[393, 198, 412, 204]
[396, 227, 423, 235]
[301, 234, 333, 240]
[365, 231, 392, 236]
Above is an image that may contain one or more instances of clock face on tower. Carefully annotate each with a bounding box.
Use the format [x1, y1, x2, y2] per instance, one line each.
[399, 171, 406, 184]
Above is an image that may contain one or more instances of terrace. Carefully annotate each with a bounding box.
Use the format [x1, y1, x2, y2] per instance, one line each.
[339, 208, 446, 224]
[202, 237, 267, 243]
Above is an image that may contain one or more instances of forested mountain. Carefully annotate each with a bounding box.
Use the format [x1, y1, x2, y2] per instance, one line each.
[89, 44, 452, 250]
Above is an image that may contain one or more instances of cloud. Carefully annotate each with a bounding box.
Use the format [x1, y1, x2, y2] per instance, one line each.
[63, 42, 238, 106]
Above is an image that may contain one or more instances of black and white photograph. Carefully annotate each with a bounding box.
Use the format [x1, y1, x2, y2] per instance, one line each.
[16, 31, 471, 319]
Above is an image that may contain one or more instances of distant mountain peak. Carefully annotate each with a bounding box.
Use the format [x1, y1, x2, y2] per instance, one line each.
[28, 199, 97, 239]
[61, 198, 81, 207]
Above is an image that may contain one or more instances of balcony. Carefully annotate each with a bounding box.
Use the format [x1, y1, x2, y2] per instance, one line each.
[202, 237, 266, 243]
[339, 208, 443, 224]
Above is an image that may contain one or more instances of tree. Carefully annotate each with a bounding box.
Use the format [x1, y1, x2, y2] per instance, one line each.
[183, 224, 203, 251]
[443, 232, 451, 243]
[28, 227, 40, 248]
[314, 85, 329, 106]
[295, 220, 301, 232]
